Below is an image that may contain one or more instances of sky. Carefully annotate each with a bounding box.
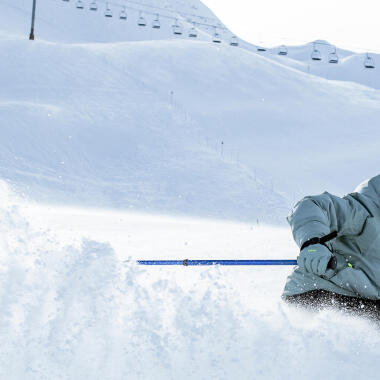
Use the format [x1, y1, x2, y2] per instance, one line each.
[202, 0, 380, 53]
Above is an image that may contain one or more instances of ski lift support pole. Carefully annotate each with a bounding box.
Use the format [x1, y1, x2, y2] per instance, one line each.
[137, 259, 298, 266]
[29, 0, 37, 40]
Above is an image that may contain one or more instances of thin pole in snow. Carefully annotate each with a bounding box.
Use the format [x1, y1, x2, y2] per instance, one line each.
[29, 0, 37, 40]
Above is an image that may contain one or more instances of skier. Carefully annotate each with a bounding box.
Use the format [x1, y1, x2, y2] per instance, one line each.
[283, 174, 380, 318]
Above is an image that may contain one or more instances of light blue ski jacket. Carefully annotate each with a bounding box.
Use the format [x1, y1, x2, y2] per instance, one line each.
[283, 174, 380, 299]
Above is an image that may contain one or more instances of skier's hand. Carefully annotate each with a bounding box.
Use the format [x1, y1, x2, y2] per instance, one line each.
[297, 243, 332, 276]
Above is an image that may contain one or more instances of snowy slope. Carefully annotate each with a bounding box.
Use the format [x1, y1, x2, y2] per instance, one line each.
[0, 1, 292, 223]
[2, 182, 380, 380]
[0, 36, 289, 223]
[1, 0, 380, 213]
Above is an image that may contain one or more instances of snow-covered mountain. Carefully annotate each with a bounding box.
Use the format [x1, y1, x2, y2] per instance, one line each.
[2, 2, 380, 379]
[1, 0, 380, 219]
[0, 0, 290, 223]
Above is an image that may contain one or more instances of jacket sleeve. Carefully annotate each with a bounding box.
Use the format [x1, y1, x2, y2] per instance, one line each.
[287, 191, 370, 248]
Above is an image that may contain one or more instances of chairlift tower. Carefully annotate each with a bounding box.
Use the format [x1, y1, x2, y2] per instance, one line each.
[29, 0, 37, 40]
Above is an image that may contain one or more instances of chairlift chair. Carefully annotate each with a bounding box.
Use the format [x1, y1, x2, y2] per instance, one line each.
[137, 13, 147, 26]
[311, 48, 322, 61]
[364, 53, 375, 69]
[76, 0, 84, 9]
[213, 30, 222, 44]
[188, 25, 197, 38]
[172, 19, 183, 35]
[119, 6, 127, 20]
[89, 1, 98, 11]
[230, 36, 239, 47]
[104, 4, 112, 18]
[278, 45, 288, 55]
[328, 53, 338, 63]
[328, 47, 338, 64]
[152, 15, 160, 29]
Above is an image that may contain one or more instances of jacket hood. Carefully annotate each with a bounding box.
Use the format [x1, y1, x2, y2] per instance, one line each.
[354, 174, 380, 209]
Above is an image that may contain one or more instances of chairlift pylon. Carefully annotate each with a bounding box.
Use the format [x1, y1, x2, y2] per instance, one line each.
[137, 12, 146, 26]
[119, 6, 127, 20]
[152, 14, 160, 29]
[172, 19, 183, 35]
[104, 3, 112, 18]
[230, 36, 239, 47]
[278, 45, 288, 55]
[364, 53, 375, 69]
[89, 1, 98, 11]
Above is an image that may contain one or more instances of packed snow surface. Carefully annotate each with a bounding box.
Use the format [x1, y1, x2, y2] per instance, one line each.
[2, 182, 380, 380]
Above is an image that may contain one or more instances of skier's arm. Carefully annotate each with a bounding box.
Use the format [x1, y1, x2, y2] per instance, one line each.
[288, 192, 370, 249]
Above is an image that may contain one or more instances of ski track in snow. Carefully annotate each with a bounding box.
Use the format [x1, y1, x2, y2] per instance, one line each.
[1, 183, 380, 380]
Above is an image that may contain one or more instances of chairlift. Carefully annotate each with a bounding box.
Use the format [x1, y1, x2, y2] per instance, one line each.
[188, 25, 197, 38]
[172, 19, 183, 35]
[278, 45, 288, 55]
[104, 3, 112, 18]
[230, 36, 239, 47]
[76, 0, 84, 9]
[364, 53, 375, 69]
[89, 1, 98, 11]
[119, 6, 127, 20]
[213, 29, 222, 44]
[152, 15, 160, 29]
[328, 47, 338, 64]
[137, 12, 146, 26]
